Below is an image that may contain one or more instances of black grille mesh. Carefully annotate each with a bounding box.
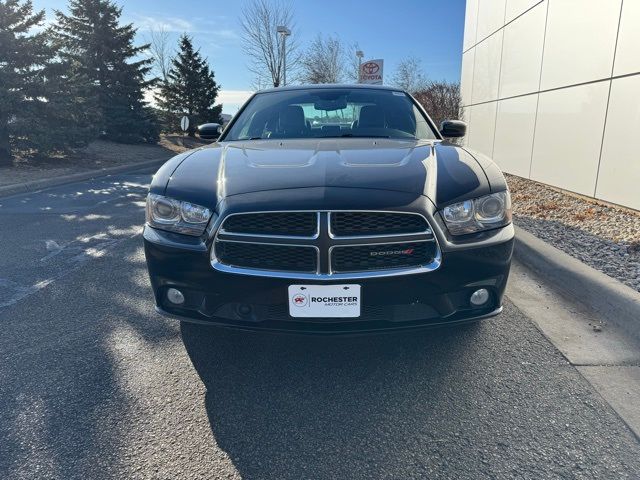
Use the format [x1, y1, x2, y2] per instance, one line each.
[215, 241, 317, 272]
[331, 241, 435, 272]
[331, 212, 428, 236]
[223, 212, 317, 236]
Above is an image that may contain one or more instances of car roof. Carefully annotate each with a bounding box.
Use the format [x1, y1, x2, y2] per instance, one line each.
[256, 83, 407, 94]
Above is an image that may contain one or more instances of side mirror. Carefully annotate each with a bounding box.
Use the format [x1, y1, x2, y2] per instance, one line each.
[440, 120, 467, 138]
[196, 123, 222, 141]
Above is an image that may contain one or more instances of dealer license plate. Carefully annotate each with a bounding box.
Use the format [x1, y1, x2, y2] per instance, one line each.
[288, 284, 361, 318]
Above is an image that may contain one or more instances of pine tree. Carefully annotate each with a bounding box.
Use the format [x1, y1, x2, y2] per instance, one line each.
[0, 1, 50, 164]
[0, 0, 93, 165]
[158, 35, 222, 136]
[35, 52, 101, 151]
[51, 0, 159, 144]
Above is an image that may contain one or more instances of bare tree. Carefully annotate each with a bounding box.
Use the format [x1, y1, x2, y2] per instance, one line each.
[299, 34, 345, 84]
[146, 26, 173, 82]
[393, 56, 429, 94]
[239, 0, 299, 88]
[413, 81, 462, 128]
[251, 74, 270, 91]
[345, 42, 362, 83]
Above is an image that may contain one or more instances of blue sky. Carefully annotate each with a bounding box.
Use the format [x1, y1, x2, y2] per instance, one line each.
[32, 0, 466, 113]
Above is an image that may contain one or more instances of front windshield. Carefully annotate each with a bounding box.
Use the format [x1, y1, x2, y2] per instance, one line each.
[223, 88, 438, 141]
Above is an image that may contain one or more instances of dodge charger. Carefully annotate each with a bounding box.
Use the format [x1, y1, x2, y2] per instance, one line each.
[143, 84, 514, 333]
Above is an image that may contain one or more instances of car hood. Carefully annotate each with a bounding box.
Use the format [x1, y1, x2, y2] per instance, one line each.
[158, 139, 494, 209]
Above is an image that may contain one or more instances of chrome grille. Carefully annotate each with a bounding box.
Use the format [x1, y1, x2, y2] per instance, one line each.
[212, 211, 440, 279]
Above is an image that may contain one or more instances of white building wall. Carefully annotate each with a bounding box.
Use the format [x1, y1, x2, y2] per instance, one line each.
[460, 0, 640, 211]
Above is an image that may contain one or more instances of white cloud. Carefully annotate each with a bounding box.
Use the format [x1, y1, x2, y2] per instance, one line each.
[144, 88, 253, 115]
[128, 14, 239, 42]
[217, 90, 254, 106]
[130, 14, 196, 33]
[212, 29, 239, 40]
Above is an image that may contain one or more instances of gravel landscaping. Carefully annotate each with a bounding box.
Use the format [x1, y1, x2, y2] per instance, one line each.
[507, 174, 640, 292]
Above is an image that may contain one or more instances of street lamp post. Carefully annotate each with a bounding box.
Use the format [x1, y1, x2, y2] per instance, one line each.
[356, 50, 364, 83]
[277, 26, 291, 86]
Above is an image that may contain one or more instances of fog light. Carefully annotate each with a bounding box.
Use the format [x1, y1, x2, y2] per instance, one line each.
[470, 288, 490, 306]
[166, 288, 185, 305]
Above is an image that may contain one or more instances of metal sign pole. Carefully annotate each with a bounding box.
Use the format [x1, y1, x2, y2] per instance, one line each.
[180, 115, 189, 146]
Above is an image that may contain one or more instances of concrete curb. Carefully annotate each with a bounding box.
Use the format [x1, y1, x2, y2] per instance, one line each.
[513, 226, 640, 340]
[0, 158, 168, 198]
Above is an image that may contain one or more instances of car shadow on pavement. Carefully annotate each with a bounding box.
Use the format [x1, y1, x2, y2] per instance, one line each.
[181, 322, 484, 479]
[181, 304, 640, 479]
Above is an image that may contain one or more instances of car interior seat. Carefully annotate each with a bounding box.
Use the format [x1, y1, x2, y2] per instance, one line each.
[357, 105, 385, 129]
[278, 105, 308, 137]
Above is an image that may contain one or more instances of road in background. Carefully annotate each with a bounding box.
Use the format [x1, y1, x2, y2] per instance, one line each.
[1, 170, 639, 479]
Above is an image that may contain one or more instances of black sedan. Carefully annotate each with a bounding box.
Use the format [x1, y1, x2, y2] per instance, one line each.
[143, 85, 514, 333]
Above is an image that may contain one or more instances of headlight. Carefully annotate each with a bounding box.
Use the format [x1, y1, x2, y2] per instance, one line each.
[146, 194, 213, 236]
[442, 191, 511, 235]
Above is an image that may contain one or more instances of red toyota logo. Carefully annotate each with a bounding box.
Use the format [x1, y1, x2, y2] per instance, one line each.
[362, 62, 380, 75]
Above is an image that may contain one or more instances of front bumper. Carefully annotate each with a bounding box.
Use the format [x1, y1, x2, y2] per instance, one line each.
[143, 225, 514, 334]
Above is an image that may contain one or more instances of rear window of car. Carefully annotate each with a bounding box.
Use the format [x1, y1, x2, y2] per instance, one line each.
[222, 88, 438, 141]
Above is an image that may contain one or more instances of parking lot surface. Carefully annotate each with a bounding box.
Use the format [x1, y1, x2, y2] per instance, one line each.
[1, 170, 639, 479]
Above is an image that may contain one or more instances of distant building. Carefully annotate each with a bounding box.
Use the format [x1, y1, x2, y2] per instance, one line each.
[220, 113, 233, 126]
[460, 0, 640, 210]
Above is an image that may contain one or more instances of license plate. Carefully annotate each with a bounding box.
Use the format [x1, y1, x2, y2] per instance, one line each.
[288, 284, 361, 318]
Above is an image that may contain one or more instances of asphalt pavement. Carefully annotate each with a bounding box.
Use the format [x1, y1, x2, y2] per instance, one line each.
[1, 169, 639, 479]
